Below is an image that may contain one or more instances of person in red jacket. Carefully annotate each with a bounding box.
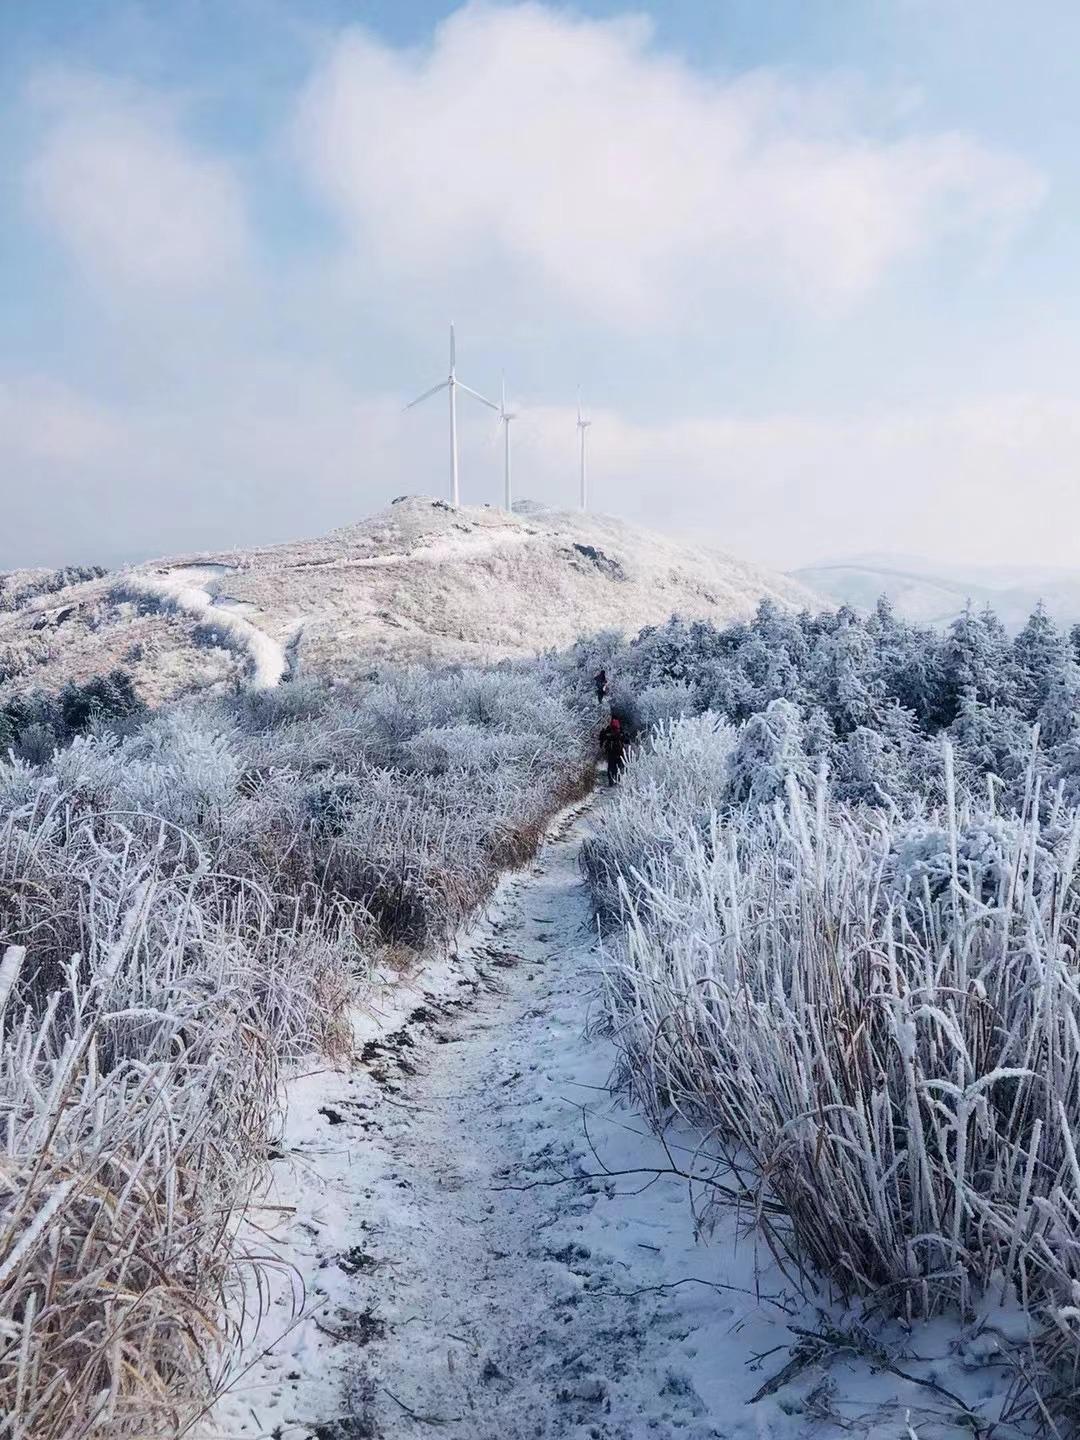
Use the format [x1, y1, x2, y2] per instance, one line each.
[599, 715, 626, 787]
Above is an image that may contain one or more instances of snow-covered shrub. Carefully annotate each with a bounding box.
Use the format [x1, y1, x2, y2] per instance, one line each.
[0, 564, 107, 611]
[635, 681, 695, 730]
[722, 697, 809, 807]
[590, 722, 1080, 1415]
[581, 714, 735, 919]
[0, 658, 594, 1437]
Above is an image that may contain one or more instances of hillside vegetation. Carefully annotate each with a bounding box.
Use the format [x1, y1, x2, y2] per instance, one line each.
[10, 583, 1080, 1432]
[583, 597, 1080, 1427]
[0, 499, 820, 706]
[0, 662, 595, 1437]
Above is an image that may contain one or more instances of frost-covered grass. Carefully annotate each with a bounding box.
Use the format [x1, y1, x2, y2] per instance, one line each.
[112, 574, 286, 689]
[0, 831, 354, 1438]
[588, 718, 1080, 1423]
[0, 664, 593, 1437]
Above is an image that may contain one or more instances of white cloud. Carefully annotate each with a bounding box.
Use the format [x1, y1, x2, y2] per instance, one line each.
[512, 396, 1080, 570]
[0, 377, 123, 464]
[5, 361, 1080, 577]
[294, 2, 1043, 324]
[25, 70, 249, 291]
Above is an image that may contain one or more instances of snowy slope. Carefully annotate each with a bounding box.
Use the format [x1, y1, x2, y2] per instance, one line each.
[1, 498, 820, 702]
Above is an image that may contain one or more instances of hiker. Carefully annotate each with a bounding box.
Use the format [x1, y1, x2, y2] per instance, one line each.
[599, 715, 626, 787]
[594, 668, 608, 704]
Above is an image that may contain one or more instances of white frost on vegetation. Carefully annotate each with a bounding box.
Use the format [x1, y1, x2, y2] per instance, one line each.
[118, 572, 287, 688]
[0, 498, 823, 704]
[0, 664, 594, 1437]
[585, 719, 1080, 1420]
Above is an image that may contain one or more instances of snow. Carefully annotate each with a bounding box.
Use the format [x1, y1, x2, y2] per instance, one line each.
[0, 498, 822, 703]
[201, 794, 1024, 1440]
[794, 555, 1080, 632]
[121, 571, 286, 688]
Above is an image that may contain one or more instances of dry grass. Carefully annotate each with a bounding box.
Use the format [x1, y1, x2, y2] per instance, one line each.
[0, 799, 358, 1438]
[591, 723, 1080, 1422]
[0, 663, 594, 1437]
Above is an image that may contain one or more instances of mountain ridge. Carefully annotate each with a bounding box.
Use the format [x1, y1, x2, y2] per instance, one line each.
[1, 497, 822, 703]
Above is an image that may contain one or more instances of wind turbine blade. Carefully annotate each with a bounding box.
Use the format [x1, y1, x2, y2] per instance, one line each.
[404, 379, 449, 410]
[450, 322, 456, 371]
[457, 380, 499, 411]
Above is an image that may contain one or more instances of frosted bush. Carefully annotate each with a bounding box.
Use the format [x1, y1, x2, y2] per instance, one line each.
[882, 812, 1052, 910]
[722, 697, 809, 807]
[0, 658, 594, 1437]
[581, 714, 735, 919]
[635, 681, 696, 729]
[591, 719, 1080, 1419]
[404, 724, 530, 776]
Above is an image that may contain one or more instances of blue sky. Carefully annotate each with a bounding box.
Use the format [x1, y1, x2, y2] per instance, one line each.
[2, 1, 1078, 571]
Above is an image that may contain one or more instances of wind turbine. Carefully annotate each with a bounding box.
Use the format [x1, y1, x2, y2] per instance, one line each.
[405, 325, 497, 506]
[499, 375, 516, 512]
[576, 392, 592, 511]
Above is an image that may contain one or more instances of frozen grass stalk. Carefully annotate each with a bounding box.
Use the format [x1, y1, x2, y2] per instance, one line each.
[0, 664, 595, 1437]
[587, 715, 1080, 1422]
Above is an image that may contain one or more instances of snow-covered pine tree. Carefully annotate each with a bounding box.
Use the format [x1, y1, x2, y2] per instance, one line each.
[1012, 603, 1070, 718]
[1037, 658, 1080, 749]
[807, 612, 883, 736]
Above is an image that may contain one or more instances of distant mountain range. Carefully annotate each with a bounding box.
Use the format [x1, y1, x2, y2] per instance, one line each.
[792, 552, 1080, 633]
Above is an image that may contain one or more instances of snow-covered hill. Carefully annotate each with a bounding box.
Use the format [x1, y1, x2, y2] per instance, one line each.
[1, 498, 820, 702]
[794, 553, 1080, 632]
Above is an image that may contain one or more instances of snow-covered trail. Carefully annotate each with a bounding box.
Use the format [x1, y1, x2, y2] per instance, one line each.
[331, 801, 802, 1440]
[206, 799, 1015, 1440]
[124, 570, 288, 687]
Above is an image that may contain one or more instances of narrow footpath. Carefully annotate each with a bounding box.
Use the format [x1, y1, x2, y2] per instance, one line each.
[326, 803, 798, 1440]
[207, 801, 1007, 1440]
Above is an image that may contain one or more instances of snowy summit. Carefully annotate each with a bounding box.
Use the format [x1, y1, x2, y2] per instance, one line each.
[0, 498, 820, 700]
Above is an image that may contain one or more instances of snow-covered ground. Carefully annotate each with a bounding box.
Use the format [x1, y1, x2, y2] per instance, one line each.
[201, 794, 1027, 1440]
[0, 498, 822, 704]
[120, 570, 287, 687]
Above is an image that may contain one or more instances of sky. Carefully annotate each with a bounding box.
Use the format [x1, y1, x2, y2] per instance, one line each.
[2, 0, 1079, 574]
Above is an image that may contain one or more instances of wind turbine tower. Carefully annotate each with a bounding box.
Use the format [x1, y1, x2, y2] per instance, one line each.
[405, 325, 497, 506]
[499, 376, 516, 512]
[576, 393, 592, 512]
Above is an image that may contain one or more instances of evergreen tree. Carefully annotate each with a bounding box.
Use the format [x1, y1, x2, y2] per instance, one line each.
[948, 690, 1031, 792]
[803, 705, 835, 760]
[870, 600, 947, 726]
[755, 645, 804, 710]
[1037, 659, 1080, 749]
[1012, 604, 1070, 718]
[750, 598, 810, 670]
[59, 669, 144, 735]
[808, 615, 883, 735]
[941, 604, 1010, 718]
